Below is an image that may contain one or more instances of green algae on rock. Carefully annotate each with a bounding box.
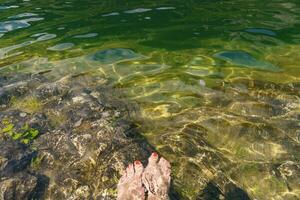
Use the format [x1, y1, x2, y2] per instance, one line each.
[10, 96, 42, 113]
[0, 119, 39, 144]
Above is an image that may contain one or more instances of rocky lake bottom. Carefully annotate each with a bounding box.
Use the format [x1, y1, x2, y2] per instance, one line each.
[0, 66, 299, 199]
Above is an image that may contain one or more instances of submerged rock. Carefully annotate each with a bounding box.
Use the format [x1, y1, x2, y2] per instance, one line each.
[89, 48, 145, 64]
[0, 173, 38, 200]
[0, 72, 153, 199]
[0, 140, 37, 177]
[0, 139, 41, 200]
[245, 28, 276, 36]
[35, 81, 69, 99]
[214, 51, 281, 72]
[47, 43, 74, 51]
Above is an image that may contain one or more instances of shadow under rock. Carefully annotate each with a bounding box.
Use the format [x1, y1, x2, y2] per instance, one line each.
[28, 174, 50, 200]
[197, 181, 251, 200]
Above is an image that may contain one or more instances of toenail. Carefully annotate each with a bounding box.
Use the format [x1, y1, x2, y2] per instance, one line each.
[152, 152, 158, 157]
[134, 160, 141, 165]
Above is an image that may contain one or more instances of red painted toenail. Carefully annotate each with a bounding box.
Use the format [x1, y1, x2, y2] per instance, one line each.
[152, 152, 158, 157]
[134, 160, 141, 165]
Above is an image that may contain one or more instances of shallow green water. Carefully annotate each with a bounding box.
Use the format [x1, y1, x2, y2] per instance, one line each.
[1, 0, 300, 199]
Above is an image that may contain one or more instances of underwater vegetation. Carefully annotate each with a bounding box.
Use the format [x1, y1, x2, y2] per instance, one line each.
[10, 96, 42, 113]
[0, 119, 39, 144]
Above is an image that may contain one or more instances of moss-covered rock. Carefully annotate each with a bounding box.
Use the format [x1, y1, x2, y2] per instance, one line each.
[0, 72, 154, 199]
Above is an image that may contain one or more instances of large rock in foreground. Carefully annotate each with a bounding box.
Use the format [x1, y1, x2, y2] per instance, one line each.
[0, 72, 152, 199]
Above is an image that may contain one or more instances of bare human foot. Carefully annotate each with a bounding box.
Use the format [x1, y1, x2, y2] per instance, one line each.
[117, 160, 145, 200]
[142, 153, 171, 200]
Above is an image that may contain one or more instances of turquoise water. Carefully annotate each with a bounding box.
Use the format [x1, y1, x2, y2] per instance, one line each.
[1, 0, 300, 199]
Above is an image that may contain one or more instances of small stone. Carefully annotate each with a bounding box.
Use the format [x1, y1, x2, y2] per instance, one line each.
[101, 111, 110, 118]
[20, 113, 27, 117]
[101, 176, 109, 182]
[74, 119, 83, 127]
[115, 111, 121, 117]
[72, 96, 86, 104]
[90, 92, 100, 98]
[199, 79, 206, 86]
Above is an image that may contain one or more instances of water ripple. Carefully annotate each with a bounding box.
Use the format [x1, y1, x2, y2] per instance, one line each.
[8, 13, 38, 19]
[0, 20, 30, 33]
[124, 8, 152, 14]
[73, 33, 98, 38]
[0, 5, 19, 10]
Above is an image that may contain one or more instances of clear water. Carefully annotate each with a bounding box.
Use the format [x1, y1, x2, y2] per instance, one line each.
[1, 0, 300, 199]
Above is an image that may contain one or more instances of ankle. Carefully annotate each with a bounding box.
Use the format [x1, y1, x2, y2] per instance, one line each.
[148, 194, 169, 200]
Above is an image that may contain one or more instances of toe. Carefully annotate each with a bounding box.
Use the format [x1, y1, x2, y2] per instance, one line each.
[118, 174, 127, 185]
[158, 157, 171, 177]
[126, 163, 134, 178]
[134, 160, 144, 176]
[148, 152, 159, 164]
[120, 168, 126, 176]
[118, 168, 127, 185]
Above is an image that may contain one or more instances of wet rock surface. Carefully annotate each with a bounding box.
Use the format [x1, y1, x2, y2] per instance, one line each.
[0, 139, 42, 200]
[0, 72, 153, 199]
